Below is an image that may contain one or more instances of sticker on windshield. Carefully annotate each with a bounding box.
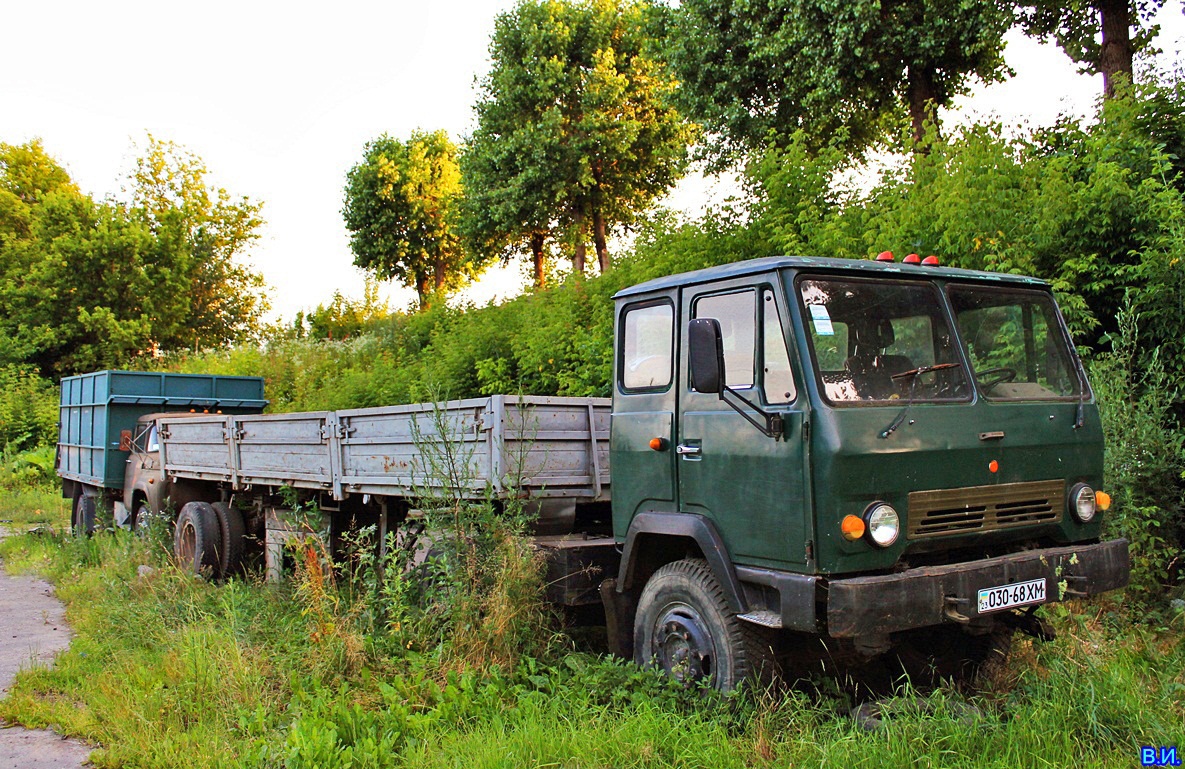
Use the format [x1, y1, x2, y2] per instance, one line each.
[809, 304, 834, 335]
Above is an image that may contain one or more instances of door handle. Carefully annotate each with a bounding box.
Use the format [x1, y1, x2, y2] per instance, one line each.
[676, 444, 702, 457]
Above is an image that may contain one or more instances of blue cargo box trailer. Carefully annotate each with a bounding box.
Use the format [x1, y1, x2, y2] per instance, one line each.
[58, 370, 267, 531]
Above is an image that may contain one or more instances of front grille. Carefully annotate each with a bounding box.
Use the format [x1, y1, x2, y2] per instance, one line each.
[907, 480, 1064, 539]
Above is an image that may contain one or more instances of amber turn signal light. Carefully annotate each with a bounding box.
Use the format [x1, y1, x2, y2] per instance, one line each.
[841, 515, 866, 541]
[1095, 490, 1112, 511]
[649, 437, 668, 451]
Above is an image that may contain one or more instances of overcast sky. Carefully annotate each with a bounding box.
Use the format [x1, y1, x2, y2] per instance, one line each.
[2, 1, 1183, 320]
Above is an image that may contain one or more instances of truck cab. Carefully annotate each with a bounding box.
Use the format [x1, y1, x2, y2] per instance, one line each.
[608, 256, 1129, 689]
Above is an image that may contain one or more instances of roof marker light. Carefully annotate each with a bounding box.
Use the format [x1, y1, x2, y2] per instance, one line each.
[875, 251, 894, 262]
[903, 253, 921, 264]
[922, 255, 940, 266]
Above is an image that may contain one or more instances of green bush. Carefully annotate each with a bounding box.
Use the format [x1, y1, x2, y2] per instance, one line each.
[0, 365, 58, 453]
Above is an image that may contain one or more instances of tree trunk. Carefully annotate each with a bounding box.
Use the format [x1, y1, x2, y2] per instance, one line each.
[415, 273, 430, 311]
[572, 206, 587, 275]
[593, 206, 609, 272]
[573, 241, 586, 275]
[530, 231, 546, 288]
[433, 260, 447, 293]
[907, 65, 940, 149]
[1097, 0, 1133, 97]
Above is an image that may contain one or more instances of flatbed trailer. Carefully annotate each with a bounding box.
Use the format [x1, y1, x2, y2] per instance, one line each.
[120, 395, 617, 606]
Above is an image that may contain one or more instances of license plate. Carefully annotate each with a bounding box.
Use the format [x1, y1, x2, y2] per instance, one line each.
[977, 578, 1046, 613]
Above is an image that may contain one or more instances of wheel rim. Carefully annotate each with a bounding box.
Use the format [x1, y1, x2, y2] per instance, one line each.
[650, 602, 717, 684]
[178, 520, 196, 566]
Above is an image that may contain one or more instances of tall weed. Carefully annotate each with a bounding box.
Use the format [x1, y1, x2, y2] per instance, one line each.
[1091, 304, 1185, 602]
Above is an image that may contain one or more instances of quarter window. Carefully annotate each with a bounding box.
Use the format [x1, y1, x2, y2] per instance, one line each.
[762, 290, 796, 403]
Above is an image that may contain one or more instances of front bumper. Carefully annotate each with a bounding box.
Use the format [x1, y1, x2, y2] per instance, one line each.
[825, 538, 1130, 638]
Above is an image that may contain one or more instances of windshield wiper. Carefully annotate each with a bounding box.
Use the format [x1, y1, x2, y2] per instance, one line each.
[880, 362, 962, 439]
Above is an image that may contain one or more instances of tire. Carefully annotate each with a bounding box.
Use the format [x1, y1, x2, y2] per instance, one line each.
[211, 501, 245, 577]
[634, 558, 776, 692]
[174, 501, 220, 576]
[72, 494, 96, 537]
[133, 501, 152, 534]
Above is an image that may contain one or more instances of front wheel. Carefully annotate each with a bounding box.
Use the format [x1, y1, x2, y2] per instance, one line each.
[633, 558, 775, 692]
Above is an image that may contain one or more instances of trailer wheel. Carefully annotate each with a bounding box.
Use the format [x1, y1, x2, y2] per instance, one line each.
[211, 501, 245, 577]
[72, 494, 96, 537]
[174, 502, 220, 576]
[634, 558, 775, 692]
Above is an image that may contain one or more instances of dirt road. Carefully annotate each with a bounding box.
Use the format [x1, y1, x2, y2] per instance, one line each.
[0, 529, 91, 768]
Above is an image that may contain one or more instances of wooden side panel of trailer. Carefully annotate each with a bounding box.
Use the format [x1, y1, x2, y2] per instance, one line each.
[158, 396, 610, 502]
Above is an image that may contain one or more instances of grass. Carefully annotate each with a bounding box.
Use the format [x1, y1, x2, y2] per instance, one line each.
[0, 481, 69, 529]
[0, 527, 1182, 769]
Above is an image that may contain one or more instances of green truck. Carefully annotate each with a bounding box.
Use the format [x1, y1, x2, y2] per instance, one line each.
[60, 255, 1130, 690]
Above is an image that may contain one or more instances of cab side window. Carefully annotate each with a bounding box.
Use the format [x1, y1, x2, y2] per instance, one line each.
[620, 302, 674, 390]
[694, 290, 756, 389]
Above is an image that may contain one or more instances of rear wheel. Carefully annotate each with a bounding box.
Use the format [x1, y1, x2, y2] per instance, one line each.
[174, 502, 220, 576]
[634, 559, 776, 692]
[72, 494, 96, 537]
[211, 501, 245, 577]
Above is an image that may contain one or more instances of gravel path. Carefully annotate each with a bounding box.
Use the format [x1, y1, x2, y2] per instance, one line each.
[0, 528, 91, 768]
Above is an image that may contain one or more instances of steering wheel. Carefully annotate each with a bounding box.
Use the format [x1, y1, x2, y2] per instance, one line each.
[976, 366, 1017, 393]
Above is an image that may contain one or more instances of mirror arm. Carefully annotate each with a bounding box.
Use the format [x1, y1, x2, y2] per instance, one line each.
[720, 387, 784, 439]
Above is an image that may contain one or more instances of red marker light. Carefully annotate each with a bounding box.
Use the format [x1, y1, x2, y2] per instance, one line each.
[649, 437, 668, 451]
[875, 251, 894, 262]
[922, 255, 940, 266]
[903, 253, 921, 264]
[989, 460, 999, 473]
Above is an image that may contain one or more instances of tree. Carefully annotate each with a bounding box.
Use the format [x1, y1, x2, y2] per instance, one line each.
[343, 130, 474, 308]
[1017, 0, 1167, 97]
[667, 0, 1014, 160]
[302, 278, 392, 340]
[461, 0, 694, 283]
[127, 136, 269, 350]
[0, 139, 269, 375]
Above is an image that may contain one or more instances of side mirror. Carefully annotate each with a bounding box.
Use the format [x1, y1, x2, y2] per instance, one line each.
[688, 318, 725, 395]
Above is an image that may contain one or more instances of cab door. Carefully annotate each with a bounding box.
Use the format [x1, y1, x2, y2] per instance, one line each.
[610, 293, 680, 540]
[676, 278, 812, 568]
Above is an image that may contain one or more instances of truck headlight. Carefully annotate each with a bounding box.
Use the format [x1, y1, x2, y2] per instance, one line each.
[864, 502, 900, 547]
[1071, 483, 1097, 523]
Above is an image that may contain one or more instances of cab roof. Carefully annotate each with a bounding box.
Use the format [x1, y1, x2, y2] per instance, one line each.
[612, 255, 1048, 300]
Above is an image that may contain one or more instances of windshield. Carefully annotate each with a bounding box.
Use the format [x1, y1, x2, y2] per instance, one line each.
[800, 277, 970, 404]
[948, 286, 1082, 400]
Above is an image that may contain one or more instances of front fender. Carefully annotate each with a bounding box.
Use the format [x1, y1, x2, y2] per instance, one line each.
[617, 511, 747, 614]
